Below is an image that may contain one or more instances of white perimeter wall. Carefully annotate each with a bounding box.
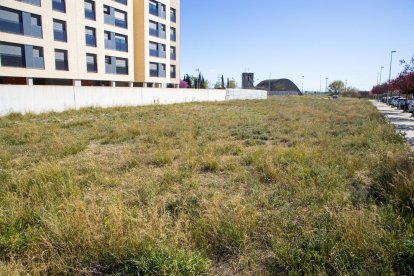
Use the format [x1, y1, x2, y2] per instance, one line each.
[0, 86, 267, 116]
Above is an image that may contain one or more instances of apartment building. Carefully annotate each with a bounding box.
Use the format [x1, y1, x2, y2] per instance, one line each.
[0, 0, 180, 87]
[133, 0, 180, 87]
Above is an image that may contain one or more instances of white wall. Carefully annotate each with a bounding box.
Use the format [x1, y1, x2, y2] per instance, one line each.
[0, 85, 267, 116]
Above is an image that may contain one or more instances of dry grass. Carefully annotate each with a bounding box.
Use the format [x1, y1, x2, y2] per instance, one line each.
[0, 96, 413, 274]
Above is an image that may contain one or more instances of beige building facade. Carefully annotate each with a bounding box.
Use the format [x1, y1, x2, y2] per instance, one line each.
[0, 0, 180, 87]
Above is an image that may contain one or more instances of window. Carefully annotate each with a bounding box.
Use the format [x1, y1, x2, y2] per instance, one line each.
[86, 53, 97, 72]
[55, 49, 68, 70]
[105, 31, 128, 52]
[0, 7, 23, 34]
[21, 0, 41, 6]
[105, 56, 128, 74]
[150, 62, 158, 77]
[114, 9, 127, 28]
[84, 0, 96, 20]
[170, 46, 176, 60]
[0, 41, 44, 69]
[115, 58, 128, 74]
[53, 19, 67, 42]
[149, 0, 158, 16]
[52, 0, 66, 13]
[170, 65, 176, 78]
[0, 42, 25, 67]
[30, 14, 42, 37]
[85, 26, 96, 46]
[149, 62, 165, 78]
[0, 7, 42, 37]
[149, 42, 158, 57]
[31, 46, 44, 69]
[114, 33, 127, 52]
[104, 5, 127, 29]
[149, 20, 158, 37]
[170, 8, 176, 22]
[115, 0, 127, 5]
[149, 21, 166, 39]
[170, 27, 176, 41]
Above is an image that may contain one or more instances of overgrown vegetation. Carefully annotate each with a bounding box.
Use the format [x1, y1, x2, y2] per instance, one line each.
[0, 97, 413, 274]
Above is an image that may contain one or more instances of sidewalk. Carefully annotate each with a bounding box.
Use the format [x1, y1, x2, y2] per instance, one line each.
[371, 100, 414, 147]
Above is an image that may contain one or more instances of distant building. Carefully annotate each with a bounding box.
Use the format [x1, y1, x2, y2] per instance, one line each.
[256, 78, 302, 95]
[242, 73, 254, 89]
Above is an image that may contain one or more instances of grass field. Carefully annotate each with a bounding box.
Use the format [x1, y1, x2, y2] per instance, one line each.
[0, 97, 413, 274]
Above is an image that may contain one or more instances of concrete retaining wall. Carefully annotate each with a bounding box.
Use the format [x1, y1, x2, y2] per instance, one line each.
[0, 85, 267, 116]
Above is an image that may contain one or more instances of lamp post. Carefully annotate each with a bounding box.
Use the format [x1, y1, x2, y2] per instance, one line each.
[388, 51, 396, 96]
[301, 75, 304, 94]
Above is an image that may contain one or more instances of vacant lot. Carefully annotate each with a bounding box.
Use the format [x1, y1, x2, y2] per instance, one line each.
[0, 97, 413, 274]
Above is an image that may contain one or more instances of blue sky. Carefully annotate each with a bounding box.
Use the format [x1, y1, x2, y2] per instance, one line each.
[180, 0, 414, 91]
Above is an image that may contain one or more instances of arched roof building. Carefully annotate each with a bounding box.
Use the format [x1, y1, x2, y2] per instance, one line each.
[256, 78, 302, 95]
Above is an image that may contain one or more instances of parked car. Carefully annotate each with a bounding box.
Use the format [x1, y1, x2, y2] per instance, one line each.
[388, 96, 399, 105]
[397, 98, 407, 110]
[408, 100, 414, 113]
[391, 97, 400, 107]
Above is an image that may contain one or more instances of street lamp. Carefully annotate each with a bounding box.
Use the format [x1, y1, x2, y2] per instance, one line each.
[388, 51, 396, 96]
[301, 75, 304, 94]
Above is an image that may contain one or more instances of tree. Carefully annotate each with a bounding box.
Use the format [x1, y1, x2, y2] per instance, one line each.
[179, 80, 189, 88]
[400, 55, 414, 75]
[328, 80, 345, 95]
[221, 75, 225, 89]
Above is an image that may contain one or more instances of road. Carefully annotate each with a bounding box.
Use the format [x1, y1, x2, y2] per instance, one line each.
[371, 100, 414, 148]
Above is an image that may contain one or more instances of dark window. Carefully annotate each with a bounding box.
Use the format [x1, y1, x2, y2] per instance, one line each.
[170, 27, 176, 41]
[115, 57, 128, 74]
[86, 53, 97, 72]
[0, 41, 25, 67]
[31, 46, 44, 69]
[114, 9, 127, 28]
[149, 42, 158, 57]
[52, 0, 66, 13]
[170, 65, 176, 78]
[150, 62, 158, 77]
[53, 19, 67, 42]
[114, 33, 127, 52]
[149, 0, 158, 16]
[84, 0, 96, 20]
[22, 0, 41, 6]
[29, 14, 42, 37]
[55, 49, 68, 70]
[85, 26, 96, 46]
[0, 7, 23, 34]
[115, 0, 127, 5]
[170, 46, 176, 60]
[170, 8, 176, 22]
